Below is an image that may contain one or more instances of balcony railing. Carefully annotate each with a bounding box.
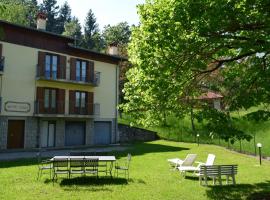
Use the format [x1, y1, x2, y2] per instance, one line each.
[35, 100, 99, 116]
[0, 57, 5, 73]
[34, 100, 65, 115]
[69, 101, 94, 115]
[36, 65, 101, 86]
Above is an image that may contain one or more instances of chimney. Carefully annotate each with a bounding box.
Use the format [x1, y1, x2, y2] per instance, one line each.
[107, 42, 119, 56]
[36, 12, 47, 30]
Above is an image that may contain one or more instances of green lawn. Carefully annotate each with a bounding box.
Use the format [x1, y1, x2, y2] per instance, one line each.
[1, 140, 270, 200]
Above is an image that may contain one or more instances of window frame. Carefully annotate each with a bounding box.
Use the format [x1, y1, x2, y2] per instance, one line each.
[75, 59, 87, 82]
[44, 88, 57, 113]
[45, 54, 58, 79]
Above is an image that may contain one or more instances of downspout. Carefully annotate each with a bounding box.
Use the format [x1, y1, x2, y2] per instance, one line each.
[115, 61, 119, 143]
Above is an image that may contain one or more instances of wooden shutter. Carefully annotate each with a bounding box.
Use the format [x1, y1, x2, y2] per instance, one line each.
[58, 56, 66, 79]
[87, 61, 94, 83]
[36, 87, 44, 114]
[70, 58, 76, 81]
[38, 52, 46, 77]
[69, 90, 75, 114]
[87, 92, 94, 115]
[57, 89, 65, 114]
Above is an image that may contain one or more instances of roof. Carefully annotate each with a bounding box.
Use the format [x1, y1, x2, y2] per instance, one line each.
[0, 19, 74, 41]
[197, 91, 223, 100]
[0, 20, 127, 63]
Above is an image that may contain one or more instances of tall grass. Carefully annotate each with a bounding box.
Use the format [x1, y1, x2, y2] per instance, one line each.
[119, 110, 270, 157]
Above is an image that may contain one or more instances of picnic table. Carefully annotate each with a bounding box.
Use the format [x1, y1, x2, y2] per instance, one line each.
[51, 156, 116, 178]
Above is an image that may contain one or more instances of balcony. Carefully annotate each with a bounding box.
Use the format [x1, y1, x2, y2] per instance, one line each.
[34, 100, 65, 115]
[0, 56, 5, 74]
[36, 65, 101, 86]
[34, 100, 100, 117]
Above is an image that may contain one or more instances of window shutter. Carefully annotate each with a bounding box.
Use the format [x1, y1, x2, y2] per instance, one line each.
[87, 61, 94, 83]
[87, 92, 94, 115]
[69, 90, 75, 114]
[58, 56, 66, 79]
[57, 89, 65, 114]
[38, 52, 46, 77]
[36, 87, 44, 114]
[70, 58, 76, 81]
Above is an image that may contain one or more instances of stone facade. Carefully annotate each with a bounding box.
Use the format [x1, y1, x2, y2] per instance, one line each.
[118, 124, 158, 143]
[24, 117, 38, 148]
[0, 116, 8, 149]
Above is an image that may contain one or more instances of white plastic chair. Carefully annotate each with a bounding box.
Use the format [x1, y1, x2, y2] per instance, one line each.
[178, 154, 216, 177]
[168, 154, 197, 170]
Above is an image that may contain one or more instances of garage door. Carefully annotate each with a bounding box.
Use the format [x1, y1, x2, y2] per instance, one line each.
[94, 122, 111, 145]
[65, 122, 86, 146]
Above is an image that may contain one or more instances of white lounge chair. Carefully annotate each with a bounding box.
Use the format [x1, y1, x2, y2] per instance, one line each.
[178, 154, 216, 177]
[168, 154, 197, 170]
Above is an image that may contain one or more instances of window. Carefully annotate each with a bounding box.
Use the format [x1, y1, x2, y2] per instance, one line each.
[76, 60, 87, 82]
[44, 89, 56, 109]
[75, 91, 86, 109]
[45, 54, 58, 79]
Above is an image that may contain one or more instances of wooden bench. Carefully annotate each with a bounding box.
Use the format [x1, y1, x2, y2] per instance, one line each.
[198, 165, 238, 186]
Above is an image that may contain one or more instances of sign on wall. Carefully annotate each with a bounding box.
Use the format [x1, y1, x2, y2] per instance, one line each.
[5, 101, 31, 113]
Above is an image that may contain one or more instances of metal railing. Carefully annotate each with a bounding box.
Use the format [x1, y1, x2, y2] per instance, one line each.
[35, 100, 99, 116]
[0, 57, 5, 73]
[36, 65, 66, 80]
[36, 64, 101, 87]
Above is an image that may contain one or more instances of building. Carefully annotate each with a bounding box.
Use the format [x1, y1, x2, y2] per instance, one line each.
[197, 91, 224, 110]
[0, 16, 124, 150]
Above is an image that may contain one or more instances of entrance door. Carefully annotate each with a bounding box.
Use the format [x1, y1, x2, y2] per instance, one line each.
[7, 120, 25, 149]
[40, 121, 55, 148]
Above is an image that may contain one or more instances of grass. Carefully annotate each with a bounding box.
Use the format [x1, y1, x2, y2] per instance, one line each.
[119, 109, 270, 157]
[1, 140, 270, 200]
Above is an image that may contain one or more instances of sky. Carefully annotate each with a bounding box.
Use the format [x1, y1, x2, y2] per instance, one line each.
[39, 0, 145, 30]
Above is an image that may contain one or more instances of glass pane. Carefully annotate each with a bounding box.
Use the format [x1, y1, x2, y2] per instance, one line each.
[76, 61, 81, 81]
[51, 90, 56, 108]
[52, 56, 57, 79]
[81, 62, 86, 82]
[75, 92, 80, 107]
[44, 89, 49, 108]
[81, 93, 86, 108]
[45, 55, 51, 78]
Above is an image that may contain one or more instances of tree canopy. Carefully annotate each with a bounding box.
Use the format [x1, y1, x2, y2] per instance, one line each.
[123, 0, 270, 138]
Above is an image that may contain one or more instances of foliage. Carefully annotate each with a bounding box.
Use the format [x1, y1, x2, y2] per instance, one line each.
[0, 0, 32, 25]
[123, 0, 270, 135]
[40, 0, 59, 33]
[62, 17, 82, 42]
[82, 9, 103, 51]
[195, 108, 252, 143]
[56, 1, 72, 34]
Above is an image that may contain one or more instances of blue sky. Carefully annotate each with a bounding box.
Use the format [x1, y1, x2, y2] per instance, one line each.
[45, 0, 145, 30]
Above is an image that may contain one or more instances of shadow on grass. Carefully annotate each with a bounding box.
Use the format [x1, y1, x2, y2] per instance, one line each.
[206, 181, 270, 200]
[0, 142, 189, 167]
[114, 142, 189, 159]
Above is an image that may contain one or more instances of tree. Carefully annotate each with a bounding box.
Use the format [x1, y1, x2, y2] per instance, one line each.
[40, 0, 59, 33]
[25, 0, 39, 28]
[63, 17, 82, 44]
[56, 1, 72, 34]
[123, 0, 270, 139]
[102, 22, 131, 53]
[102, 22, 132, 107]
[82, 9, 102, 51]
[0, 0, 30, 25]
